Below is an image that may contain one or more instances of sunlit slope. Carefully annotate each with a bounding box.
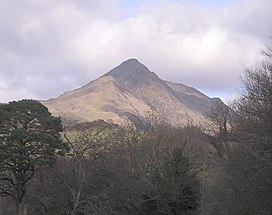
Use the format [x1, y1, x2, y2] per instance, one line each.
[43, 59, 223, 125]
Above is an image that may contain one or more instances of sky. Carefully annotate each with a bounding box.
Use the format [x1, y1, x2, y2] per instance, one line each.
[0, 0, 271, 103]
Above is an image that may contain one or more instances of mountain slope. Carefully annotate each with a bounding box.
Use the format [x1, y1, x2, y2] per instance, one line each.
[42, 59, 222, 126]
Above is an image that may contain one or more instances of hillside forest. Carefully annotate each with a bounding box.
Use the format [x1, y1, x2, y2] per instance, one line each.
[0, 43, 271, 215]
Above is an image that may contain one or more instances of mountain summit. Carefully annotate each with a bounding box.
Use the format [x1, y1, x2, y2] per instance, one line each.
[104, 58, 161, 87]
[105, 58, 150, 78]
[43, 59, 222, 125]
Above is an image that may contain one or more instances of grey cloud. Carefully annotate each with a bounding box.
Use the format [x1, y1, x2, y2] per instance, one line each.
[221, 0, 272, 41]
[0, 0, 271, 103]
[0, 0, 96, 102]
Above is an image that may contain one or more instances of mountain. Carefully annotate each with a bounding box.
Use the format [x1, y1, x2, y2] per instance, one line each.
[42, 59, 223, 126]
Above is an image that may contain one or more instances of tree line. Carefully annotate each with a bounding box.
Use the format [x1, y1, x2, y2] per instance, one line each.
[0, 42, 271, 215]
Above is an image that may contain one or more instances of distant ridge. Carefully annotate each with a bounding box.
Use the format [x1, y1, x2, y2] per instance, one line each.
[42, 59, 225, 126]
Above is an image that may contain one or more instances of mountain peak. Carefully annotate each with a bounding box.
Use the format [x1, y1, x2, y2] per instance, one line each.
[105, 58, 149, 77]
[104, 58, 160, 87]
[123, 58, 140, 63]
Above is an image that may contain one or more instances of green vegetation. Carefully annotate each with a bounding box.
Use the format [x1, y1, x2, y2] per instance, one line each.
[0, 100, 68, 215]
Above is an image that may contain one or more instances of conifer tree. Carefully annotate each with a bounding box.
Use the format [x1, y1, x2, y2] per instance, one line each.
[0, 99, 68, 215]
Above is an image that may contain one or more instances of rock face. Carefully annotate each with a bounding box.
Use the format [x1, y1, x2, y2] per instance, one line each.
[42, 59, 223, 126]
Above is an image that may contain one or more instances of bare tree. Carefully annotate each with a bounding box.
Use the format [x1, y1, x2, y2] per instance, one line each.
[203, 40, 272, 215]
[204, 99, 233, 142]
[61, 122, 113, 215]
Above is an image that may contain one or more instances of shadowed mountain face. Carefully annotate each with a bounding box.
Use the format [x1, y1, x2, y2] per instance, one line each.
[104, 59, 162, 87]
[42, 59, 223, 126]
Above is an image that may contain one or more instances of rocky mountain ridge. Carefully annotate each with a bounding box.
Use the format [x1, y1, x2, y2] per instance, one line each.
[42, 59, 223, 126]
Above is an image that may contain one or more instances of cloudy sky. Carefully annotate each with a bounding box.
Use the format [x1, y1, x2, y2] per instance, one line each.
[0, 0, 271, 103]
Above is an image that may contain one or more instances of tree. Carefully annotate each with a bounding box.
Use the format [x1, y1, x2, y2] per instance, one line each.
[234, 42, 272, 142]
[61, 122, 112, 215]
[0, 99, 68, 215]
[204, 41, 272, 214]
[100, 121, 201, 215]
[25, 121, 116, 215]
[231, 41, 272, 213]
[204, 99, 232, 142]
[149, 148, 200, 215]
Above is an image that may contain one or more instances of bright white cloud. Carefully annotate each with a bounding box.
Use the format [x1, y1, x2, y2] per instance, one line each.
[0, 0, 271, 102]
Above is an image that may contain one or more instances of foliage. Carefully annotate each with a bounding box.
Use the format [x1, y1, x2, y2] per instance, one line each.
[150, 148, 199, 214]
[0, 99, 67, 215]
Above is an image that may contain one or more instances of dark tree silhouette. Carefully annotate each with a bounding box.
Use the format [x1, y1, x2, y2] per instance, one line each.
[0, 99, 68, 215]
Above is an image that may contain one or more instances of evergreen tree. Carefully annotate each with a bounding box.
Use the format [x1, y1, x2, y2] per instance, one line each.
[0, 99, 68, 215]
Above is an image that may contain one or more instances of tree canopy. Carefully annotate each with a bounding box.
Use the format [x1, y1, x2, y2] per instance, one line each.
[0, 99, 68, 215]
